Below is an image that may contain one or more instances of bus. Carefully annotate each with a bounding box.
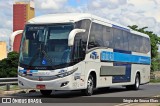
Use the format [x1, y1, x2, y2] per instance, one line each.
[18, 13, 151, 96]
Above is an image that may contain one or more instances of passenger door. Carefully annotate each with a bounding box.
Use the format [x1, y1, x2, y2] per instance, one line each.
[73, 34, 86, 75]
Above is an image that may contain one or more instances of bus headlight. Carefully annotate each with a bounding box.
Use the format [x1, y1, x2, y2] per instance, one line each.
[56, 68, 78, 78]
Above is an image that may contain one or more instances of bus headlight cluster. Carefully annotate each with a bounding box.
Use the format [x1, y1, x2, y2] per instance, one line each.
[56, 68, 78, 78]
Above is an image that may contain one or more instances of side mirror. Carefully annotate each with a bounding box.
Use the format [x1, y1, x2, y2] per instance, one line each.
[10, 30, 23, 51]
[68, 29, 85, 46]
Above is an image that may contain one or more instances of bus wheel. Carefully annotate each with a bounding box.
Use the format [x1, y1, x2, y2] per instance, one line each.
[81, 74, 94, 96]
[126, 73, 140, 90]
[40, 90, 52, 96]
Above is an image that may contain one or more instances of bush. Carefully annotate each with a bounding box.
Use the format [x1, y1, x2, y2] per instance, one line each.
[0, 52, 19, 78]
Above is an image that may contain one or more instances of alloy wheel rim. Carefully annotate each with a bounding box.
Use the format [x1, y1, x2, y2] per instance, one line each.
[87, 78, 93, 94]
[136, 77, 139, 88]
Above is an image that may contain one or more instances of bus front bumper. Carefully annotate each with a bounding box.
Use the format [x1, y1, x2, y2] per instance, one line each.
[18, 75, 76, 90]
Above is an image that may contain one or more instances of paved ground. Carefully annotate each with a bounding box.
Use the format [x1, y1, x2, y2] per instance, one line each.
[0, 83, 160, 106]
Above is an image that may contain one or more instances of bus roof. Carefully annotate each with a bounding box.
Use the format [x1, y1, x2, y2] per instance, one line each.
[28, 13, 92, 24]
[130, 30, 150, 38]
[28, 13, 149, 38]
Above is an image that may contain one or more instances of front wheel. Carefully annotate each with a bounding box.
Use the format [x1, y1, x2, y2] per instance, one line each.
[81, 75, 94, 96]
[40, 90, 52, 96]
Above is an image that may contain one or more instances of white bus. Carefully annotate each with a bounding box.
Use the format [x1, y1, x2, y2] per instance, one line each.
[18, 13, 151, 96]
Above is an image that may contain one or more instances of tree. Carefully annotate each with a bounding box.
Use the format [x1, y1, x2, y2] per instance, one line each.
[128, 25, 160, 71]
[0, 52, 19, 78]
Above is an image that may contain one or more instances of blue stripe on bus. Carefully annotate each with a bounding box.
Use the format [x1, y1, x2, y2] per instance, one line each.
[112, 24, 130, 32]
[101, 51, 151, 64]
[112, 50, 131, 82]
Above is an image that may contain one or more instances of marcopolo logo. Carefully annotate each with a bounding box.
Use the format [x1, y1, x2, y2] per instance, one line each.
[90, 51, 99, 59]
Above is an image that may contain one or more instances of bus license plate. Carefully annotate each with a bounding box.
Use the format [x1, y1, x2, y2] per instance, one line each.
[36, 85, 46, 89]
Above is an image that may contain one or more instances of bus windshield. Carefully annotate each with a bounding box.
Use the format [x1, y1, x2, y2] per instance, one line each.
[19, 24, 74, 69]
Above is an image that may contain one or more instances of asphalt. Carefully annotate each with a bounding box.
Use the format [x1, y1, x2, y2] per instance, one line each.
[0, 83, 160, 106]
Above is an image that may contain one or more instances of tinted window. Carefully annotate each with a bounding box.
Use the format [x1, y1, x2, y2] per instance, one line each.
[129, 34, 138, 52]
[113, 29, 123, 50]
[133, 34, 140, 52]
[75, 19, 91, 51]
[88, 23, 103, 49]
[19, 24, 73, 67]
[129, 33, 134, 51]
[123, 31, 129, 51]
[140, 37, 150, 53]
[145, 38, 151, 53]
[128, 34, 150, 53]
[94, 23, 103, 47]
[103, 26, 113, 48]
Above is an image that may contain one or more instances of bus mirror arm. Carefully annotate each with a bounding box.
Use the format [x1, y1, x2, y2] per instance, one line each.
[68, 29, 86, 46]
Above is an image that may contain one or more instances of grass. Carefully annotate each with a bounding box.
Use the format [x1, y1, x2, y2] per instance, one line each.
[150, 78, 160, 83]
[0, 85, 20, 91]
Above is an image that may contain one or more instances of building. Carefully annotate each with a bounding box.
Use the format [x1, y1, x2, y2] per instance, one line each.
[0, 42, 7, 60]
[13, 0, 35, 52]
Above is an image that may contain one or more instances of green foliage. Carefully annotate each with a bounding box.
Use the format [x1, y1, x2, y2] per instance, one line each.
[0, 52, 19, 78]
[150, 78, 160, 83]
[128, 25, 160, 71]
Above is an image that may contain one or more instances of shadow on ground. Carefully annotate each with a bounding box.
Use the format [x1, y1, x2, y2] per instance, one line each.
[8, 87, 144, 98]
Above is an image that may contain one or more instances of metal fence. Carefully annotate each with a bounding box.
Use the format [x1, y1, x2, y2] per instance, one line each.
[0, 77, 18, 91]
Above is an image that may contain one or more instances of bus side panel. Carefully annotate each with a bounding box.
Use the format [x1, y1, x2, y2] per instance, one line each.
[71, 61, 86, 90]
[112, 62, 131, 83]
[132, 64, 150, 84]
[131, 52, 150, 84]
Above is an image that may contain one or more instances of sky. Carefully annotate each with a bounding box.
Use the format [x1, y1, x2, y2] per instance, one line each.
[0, 0, 160, 51]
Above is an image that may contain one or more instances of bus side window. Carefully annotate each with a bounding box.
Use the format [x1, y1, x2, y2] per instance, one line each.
[75, 19, 91, 51]
[94, 23, 103, 47]
[145, 38, 150, 53]
[139, 37, 149, 53]
[139, 36, 144, 53]
[88, 33, 96, 49]
[88, 23, 97, 49]
[134, 35, 140, 52]
[128, 33, 134, 51]
[103, 26, 113, 48]
[113, 29, 123, 50]
[123, 31, 129, 51]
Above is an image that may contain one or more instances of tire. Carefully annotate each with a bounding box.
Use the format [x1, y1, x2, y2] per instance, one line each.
[40, 90, 52, 96]
[126, 74, 140, 90]
[81, 74, 94, 96]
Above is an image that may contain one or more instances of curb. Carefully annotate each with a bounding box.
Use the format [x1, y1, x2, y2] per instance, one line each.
[0, 89, 38, 95]
[148, 83, 160, 85]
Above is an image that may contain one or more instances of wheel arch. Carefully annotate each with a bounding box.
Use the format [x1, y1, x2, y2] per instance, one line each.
[85, 69, 97, 88]
[136, 71, 141, 84]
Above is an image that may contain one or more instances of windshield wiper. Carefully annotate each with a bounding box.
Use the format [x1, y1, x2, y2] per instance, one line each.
[28, 48, 40, 67]
[28, 47, 54, 68]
